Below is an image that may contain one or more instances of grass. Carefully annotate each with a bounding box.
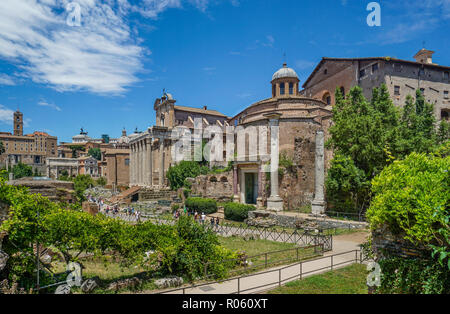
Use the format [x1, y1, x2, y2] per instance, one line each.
[51, 256, 158, 294]
[219, 236, 297, 255]
[267, 263, 368, 294]
[217, 236, 319, 277]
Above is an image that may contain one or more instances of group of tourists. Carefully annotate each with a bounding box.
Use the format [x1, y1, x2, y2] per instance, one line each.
[87, 194, 142, 222]
[172, 208, 221, 227]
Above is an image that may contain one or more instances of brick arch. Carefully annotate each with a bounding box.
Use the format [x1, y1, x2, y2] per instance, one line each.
[209, 176, 218, 182]
[321, 91, 331, 105]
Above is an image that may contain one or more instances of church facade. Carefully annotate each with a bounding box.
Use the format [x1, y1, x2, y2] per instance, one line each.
[129, 64, 332, 213]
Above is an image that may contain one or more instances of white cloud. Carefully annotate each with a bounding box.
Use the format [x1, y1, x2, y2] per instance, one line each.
[0, 105, 15, 126]
[0, 74, 16, 86]
[38, 100, 62, 112]
[0, 0, 241, 94]
[0, 0, 147, 94]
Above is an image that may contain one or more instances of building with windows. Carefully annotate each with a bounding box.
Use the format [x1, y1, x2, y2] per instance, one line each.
[129, 92, 229, 187]
[228, 64, 332, 211]
[104, 148, 130, 189]
[129, 64, 331, 213]
[302, 49, 450, 121]
[0, 110, 57, 173]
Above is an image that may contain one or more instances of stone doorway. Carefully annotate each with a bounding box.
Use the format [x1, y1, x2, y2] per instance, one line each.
[244, 172, 258, 205]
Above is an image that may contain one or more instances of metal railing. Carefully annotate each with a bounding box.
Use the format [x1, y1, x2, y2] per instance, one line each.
[157, 249, 363, 294]
[202, 244, 323, 280]
[105, 213, 333, 252]
[203, 223, 333, 252]
[321, 211, 367, 222]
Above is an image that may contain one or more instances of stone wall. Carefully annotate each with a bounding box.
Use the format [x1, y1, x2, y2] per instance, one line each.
[82, 202, 99, 215]
[248, 210, 368, 230]
[138, 188, 177, 201]
[371, 225, 427, 260]
[9, 178, 76, 203]
[188, 171, 234, 202]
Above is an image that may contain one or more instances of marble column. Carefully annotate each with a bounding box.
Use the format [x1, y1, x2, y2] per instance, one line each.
[257, 164, 264, 208]
[233, 165, 239, 202]
[141, 140, 147, 186]
[159, 137, 165, 187]
[130, 143, 134, 185]
[311, 130, 326, 215]
[138, 141, 143, 185]
[131, 143, 136, 186]
[266, 115, 283, 212]
[147, 138, 153, 187]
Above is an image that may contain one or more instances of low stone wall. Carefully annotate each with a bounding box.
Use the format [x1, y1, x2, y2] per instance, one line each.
[82, 202, 99, 215]
[248, 210, 368, 230]
[371, 225, 427, 260]
[188, 172, 234, 202]
[138, 189, 177, 201]
[9, 178, 75, 203]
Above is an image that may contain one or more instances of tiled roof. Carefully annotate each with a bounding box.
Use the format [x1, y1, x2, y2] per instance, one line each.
[174, 105, 228, 118]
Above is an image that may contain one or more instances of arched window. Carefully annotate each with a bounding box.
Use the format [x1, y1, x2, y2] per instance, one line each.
[322, 92, 331, 105]
[289, 83, 294, 95]
[272, 85, 276, 98]
[340, 86, 345, 97]
[280, 83, 285, 95]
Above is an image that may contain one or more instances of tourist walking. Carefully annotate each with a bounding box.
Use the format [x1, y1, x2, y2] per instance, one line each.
[201, 212, 206, 224]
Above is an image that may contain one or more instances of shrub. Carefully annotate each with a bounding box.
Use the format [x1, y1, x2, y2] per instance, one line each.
[95, 177, 107, 187]
[375, 257, 450, 294]
[185, 197, 217, 214]
[11, 163, 33, 179]
[73, 175, 94, 203]
[224, 202, 256, 222]
[166, 161, 208, 190]
[159, 216, 236, 281]
[367, 150, 449, 266]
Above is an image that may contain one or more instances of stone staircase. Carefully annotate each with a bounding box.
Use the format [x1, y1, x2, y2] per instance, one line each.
[138, 189, 177, 201]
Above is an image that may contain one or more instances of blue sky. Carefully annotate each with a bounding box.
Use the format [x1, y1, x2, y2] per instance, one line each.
[0, 0, 449, 143]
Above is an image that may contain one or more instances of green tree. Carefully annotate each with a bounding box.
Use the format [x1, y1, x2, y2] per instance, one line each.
[367, 148, 450, 269]
[95, 176, 107, 187]
[69, 145, 84, 158]
[88, 148, 102, 161]
[325, 154, 370, 213]
[166, 161, 208, 190]
[0, 141, 5, 155]
[73, 174, 94, 203]
[395, 90, 438, 157]
[437, 120, 450, 144]
[327, 85, 399, 177]
[11, 162, 33, 179]
[326, 85, 442, 213]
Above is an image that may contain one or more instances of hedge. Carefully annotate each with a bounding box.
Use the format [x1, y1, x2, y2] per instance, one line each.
[224, 202, 256, 222]
[185, 197, 218, 215]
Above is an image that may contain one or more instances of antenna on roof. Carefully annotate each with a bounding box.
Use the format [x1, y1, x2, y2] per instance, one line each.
[422, 41, 426, 49]
[283, 52, 287, 65]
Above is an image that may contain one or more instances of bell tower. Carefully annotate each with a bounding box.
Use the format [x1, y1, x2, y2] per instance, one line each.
[13, 110, 23, 136]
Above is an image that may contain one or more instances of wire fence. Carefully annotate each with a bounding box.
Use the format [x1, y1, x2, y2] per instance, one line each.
[158, 249, 364, 294]
[104, 213, 334, 252]
[202, 244, 323, 280]
[322, 211, 367, 222]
